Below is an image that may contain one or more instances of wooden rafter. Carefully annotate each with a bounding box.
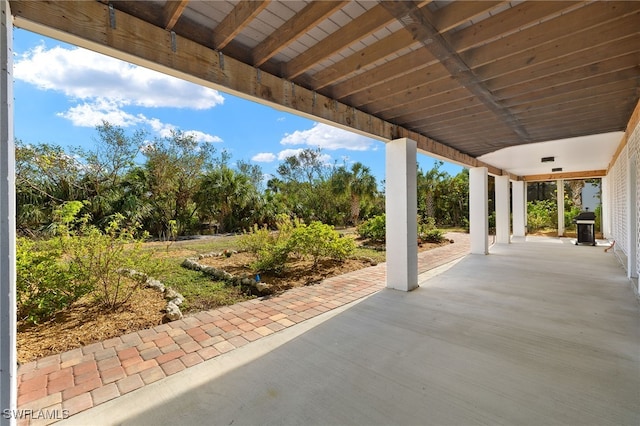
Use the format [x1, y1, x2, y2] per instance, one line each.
[213, 0, 270, 50]
[330, 49, 437, 100]
[381, 1, 531, 142]
[251, 1, 347, 67]
[163, 0, 189, 31]
[282, 4, 395, 80]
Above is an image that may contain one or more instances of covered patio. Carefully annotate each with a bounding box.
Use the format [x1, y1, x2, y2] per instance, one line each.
[61, 236, 640, 425]
[1, 1, 639, 424]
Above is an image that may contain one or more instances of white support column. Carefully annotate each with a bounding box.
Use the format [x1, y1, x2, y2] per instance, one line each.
[512, 180, 526, 237]
[470, 167, 489, 254]
[0, 1, 16, 424]
[495, 175, 510, 244]
[556, 179, 565, 237]
[601, 176, 610, 239]
[385, 138, 418, 291]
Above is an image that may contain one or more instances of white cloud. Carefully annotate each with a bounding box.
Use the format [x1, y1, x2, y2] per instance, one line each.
[280, 123, 374, 151]
[277, 148, 331, 164]
[184, 130, 223, 144]
[277, 148, 304, 160]
[252, 152, 277, 162]
[59, 102, 221, 143]
[17, 43, 224, 144]
[57, 98, 144, 127]
[14, 44, 224, 109]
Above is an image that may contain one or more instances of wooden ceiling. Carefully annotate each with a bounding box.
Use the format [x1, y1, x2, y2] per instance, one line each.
[9, 1, 640, 174]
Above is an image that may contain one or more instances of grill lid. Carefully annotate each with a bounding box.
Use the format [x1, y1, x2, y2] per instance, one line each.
[574, 211, 596, 221]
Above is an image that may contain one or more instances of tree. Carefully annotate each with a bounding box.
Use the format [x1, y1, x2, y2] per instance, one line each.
[142, 130, 215, 236]
[331, 162, 377, 225]
[417, 161, 447, 222]
[75, 122, 146, 226]
[196, 165, 258, 233]
[15, 141, 85, 234]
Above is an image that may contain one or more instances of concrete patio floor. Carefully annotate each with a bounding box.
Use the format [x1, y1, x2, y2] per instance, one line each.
[60, 236, 640, 426]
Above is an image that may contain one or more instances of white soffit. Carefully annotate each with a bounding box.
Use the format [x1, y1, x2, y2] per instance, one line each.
[477, 132, 624, 177]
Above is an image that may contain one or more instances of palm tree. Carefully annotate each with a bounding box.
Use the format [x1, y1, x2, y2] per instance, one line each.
[331, 162, 377, 226]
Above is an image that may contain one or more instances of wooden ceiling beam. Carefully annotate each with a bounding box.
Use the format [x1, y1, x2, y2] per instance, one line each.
[472, 16, 640, 84]
[481, 41, 640, 92]
[163, 0, 189, 31]
[381, 1, 531, 142]
[282, 4, 396, 79]
[213, 0, 270, 50]
[324, 2, 504, 100]
[251, 1, 347, 67]
[405, 108, 494, 130]
[393, 94, 482, 123]
[490, 62, 639, 103]
[372, 83, 473, 119]
[331, 49, 438, 100]
[449, 1, 583, 52]
[434, 1, 507, 33]
[524, 170, 607, 182]
[349, 64, 453, 110]
[462, 2, 640, 69]
[309, 30, 418, 91]
[496, 74, 640, 108]
[511, 88, 637, 118]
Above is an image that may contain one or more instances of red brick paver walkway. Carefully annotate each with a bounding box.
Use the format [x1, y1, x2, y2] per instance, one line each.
[16, 233, 470, 424]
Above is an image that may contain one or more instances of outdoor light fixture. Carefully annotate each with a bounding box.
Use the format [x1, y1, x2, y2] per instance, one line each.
[552, 167, 563, 172]
[541, 156, 555, 162]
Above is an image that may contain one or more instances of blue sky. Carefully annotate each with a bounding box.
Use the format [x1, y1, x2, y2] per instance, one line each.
[12, 28, 463, 185]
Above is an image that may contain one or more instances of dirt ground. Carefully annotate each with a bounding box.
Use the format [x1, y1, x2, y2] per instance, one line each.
[17, 239, 449, 364]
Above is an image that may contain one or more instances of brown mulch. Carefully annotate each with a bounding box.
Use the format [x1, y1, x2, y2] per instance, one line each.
[199, 252, 378, 292]
[17, 287, 166, 364]
[17, 239, 450, 364]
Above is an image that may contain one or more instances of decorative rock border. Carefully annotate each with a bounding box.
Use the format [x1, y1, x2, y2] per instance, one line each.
[120, 269, 185, 321]
[181, 251, 273, 295]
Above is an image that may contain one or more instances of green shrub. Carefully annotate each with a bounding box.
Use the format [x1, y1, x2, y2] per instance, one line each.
[289, 221, 355, 267]
[527, 200, 556, 232]
[418, 216, 446, 243]
[239, 215, 298, 274]
[65, 215, 154, 310]
[16, 238, 91, 325]
[357, 214, 386, 242]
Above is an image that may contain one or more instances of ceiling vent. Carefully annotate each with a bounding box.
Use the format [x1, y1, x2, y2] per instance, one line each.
[552, 167, 563, 172]
[541, 156, 555, 163]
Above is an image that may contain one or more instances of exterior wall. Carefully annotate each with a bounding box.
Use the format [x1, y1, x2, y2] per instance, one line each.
[607, 110, 640, 290]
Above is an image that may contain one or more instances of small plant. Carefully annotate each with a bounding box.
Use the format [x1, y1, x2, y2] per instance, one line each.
[64, 213, 155, 310]
[239, 215, 298, 274]
[357, 214, 386, 242]
[289, 221, 356, 267]
[418, 216, 446, 243]
[16, 238, 90, 325]
[223, 249, 232, 258]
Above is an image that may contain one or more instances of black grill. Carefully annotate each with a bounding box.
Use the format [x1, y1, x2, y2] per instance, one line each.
[573, 210, 596, 246]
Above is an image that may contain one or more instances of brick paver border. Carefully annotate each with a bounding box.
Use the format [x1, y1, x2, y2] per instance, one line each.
[16, 233, 469, 425]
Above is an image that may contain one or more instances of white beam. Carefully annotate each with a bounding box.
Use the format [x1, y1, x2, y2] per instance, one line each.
[557, 179, 565, 237]
[512, 180, 526, 237]
[385, 138, 417, 291]
[470, 167, 489, 254]
[0, 0, 16, 424]
[495, 175, 510, 244]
